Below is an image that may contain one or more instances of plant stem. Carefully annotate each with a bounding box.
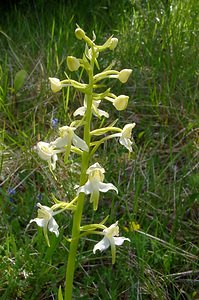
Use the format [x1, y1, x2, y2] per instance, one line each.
[64, 61, 94, 300]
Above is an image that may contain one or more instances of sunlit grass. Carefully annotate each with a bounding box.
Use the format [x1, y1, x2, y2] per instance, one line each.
[0, 0, 198, 299]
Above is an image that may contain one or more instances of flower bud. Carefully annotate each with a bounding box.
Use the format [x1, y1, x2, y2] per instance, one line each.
[113, 95, 129, 111]
[118, 69, 132, 83]
[75, 28, 86, 40]
[49, 77, 62, 93]
[109, 37, 118, 50]
[67, 56, 80, 72]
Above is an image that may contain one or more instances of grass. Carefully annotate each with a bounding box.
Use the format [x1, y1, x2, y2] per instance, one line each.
[0, 0, 199, 299]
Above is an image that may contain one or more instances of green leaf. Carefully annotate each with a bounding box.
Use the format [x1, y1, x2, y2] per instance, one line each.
[14, 69, 27, 92]
[58, 286, 63, 300]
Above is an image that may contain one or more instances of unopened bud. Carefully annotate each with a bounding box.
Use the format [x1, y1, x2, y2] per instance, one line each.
[75, 28, 86, 40]
[109, 37, 118, 50]
[67, 56, 80, 71]
[113, 95, 129, 111]
[118, 69, 132, 83]
[49, 77, 62, 93]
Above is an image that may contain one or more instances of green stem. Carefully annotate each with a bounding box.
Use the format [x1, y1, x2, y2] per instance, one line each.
[64, 58, 94, 300]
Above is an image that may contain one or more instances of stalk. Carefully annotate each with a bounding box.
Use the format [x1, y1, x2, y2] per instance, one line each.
[64, 57, 94, 300]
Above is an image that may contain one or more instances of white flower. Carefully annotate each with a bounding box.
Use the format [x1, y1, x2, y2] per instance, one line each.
[30, 203, 59, 246]
[49, 77, 62, 93]
[77, 162, 118, 210]
[51, 125, 89, 152]
[119, 123, 136, 152]
[36, 141, 61, 170]
[117, 69, 132, 83]
[93, 221, 130, 264]
[74, 99, 109, 118]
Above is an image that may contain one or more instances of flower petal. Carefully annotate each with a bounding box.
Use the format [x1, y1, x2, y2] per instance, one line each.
[72, 134, 89, 152]
[98, 182, 118, 194]
[52, 136, 69, 148]
[48, 217, 59, 237]
[30, 217, 47, 228]
[77, 180, 94, 195]
[119, 137, 132, 152]
[73, 106, 86, 117]
[96, 108, 109, 118]
[93, 237, 110, 254]
[51, 154, 58, 170]
[113, 237, 130, 246]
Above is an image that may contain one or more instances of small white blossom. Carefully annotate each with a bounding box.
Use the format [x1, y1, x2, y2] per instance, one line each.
[36, 141, 61, 170]
[119, 123, 136, 152]
[93, 221, 130, 264]
[74, 100, 109, 118]
[77, 162, 118, 210]
[51, 125, 89, 152]
[30, 203, 59, 246]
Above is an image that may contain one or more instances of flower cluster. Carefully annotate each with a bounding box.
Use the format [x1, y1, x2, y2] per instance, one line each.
[30, 26, 136, 273]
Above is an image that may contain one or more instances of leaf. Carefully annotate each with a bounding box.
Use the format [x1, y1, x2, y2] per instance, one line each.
[14, 69, 27, 92]
[58, 285, 63, 300]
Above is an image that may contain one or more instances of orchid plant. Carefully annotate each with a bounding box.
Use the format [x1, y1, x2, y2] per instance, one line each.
[30, 26, 136, 300]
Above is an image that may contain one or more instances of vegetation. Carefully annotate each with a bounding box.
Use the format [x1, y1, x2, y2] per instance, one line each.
[0, 0, 198, 299]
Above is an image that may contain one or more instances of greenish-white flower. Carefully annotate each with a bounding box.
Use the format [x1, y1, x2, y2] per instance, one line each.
[74, 99, 109, 118]
[93, 221, 130, 264]
[49, 77, 63, 93]
[119, 123, 136, 152]
[30, 203, 59, 246]
[36, 141, 61, 170]
[77, 162, 118, 210]
[51, 125, 89, 152]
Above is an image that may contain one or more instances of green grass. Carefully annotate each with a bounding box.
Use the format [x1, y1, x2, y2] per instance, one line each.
[0, 0, 199, 299]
